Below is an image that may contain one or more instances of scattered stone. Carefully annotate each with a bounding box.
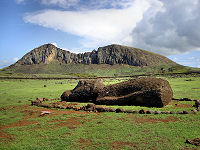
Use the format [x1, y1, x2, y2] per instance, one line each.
[40, 111, 51, 116]
[105, 107, 116, 112]
[96, 78, 173, 107]
[124, 110, 135, 113]
[186, 138, 200, 146]
[139, 109, 146, 114]
[177, 111, 183, 114]
[179, 98, 192, 101]
[192, 109, 198, 113]
[194, 100, 200, 108]
[96, 106, 107, 112]
[146, 110, 154, 114]
[183, 110, 189, 114]
[154, 111, 161, 114]
[170, 111, 175, 114]
[116, 108, 124, 113]
[36, 97, 43, 102]
[161, 111, 170, 114]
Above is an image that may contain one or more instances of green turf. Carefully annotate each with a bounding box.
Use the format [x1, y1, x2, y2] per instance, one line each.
[0, 76, 199, 150]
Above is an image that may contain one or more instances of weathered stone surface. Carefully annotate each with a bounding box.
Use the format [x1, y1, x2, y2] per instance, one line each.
[139, 109, 146, 114]
[154, 111, 161, 114]
[194, 100, 200, 108]
[96, 78, 173, 107]
[146, 110, 154, 114]
[116, 108, 124, 113]
[61, 90, 72, 101]
[12, 44, 176, 67]
[61, 79, 105, 102]
[186, 138, 200, 146]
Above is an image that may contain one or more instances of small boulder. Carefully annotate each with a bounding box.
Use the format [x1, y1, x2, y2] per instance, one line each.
[146, 110, 154, 114]
[186, 138, 200, 146]
[139, 109, 146, 114]
[154, 111, 161, 114]
[116, 108, 124, 113]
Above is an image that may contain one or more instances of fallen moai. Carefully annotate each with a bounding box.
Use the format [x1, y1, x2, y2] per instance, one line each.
[96, 78, 173, 107]
[61, 77, 173, 107]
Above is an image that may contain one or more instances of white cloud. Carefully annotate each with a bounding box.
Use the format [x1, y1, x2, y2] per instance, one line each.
[131, 0, 200, 55]
[23, 0, 200, 56]
[0, 60, 12, 68]
[41, 0, 80, 8]
[24, 0, 152, 49]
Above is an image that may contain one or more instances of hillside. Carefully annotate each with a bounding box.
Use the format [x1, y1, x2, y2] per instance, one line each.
[1, 43, 199, 77]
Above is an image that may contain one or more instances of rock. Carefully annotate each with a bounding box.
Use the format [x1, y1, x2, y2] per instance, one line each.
[161, 111, 170, 114]
[124, 110, 134, 113]
[154, 111, 161, 114]
[179, 98, 192, 101]
[170, 111, 175, 114]
[146, 110, 154, 114]
[139, 109, 146, 114]
[96, 106, 107, 112]
[177, 111, 183, 114]
[116, 108, 124, 113]
[183, 110, 189, 114]
[41, 104, 50, 108]
[30, 100, 41, 106]
[61, 79, 105, 103]
[61, 90, 72, 101]
[36, 97, 43, 102]
[192, 109, 198, 113]
[40, 111, 51, 116]
[87, 103, 96, 109]
[186, 138, 200, 146]
[197, 107, 200, 111]
[194, 100, 200, 108]
[96, 77, 173, 107]
[106, 107, 116, 112]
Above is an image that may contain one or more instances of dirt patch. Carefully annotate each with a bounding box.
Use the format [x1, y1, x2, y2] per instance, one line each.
[111, 141, 137, 149]
[0, 131, 15, 143]
[174, 103, 192, 108]
[49, 117, 82, 129]
[127, 115, 179, 124]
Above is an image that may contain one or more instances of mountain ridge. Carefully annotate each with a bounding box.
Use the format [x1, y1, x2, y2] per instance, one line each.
[12, 43, 177, 67]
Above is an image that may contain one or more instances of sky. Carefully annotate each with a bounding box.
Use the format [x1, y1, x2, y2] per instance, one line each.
[0, 0, 200, 68]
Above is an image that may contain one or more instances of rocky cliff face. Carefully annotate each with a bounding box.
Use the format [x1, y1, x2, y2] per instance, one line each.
[12, 44, 176, 67]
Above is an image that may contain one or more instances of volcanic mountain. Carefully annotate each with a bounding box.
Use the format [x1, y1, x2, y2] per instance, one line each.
[2, 44, 188, 76]
[13, 44, 176, 66]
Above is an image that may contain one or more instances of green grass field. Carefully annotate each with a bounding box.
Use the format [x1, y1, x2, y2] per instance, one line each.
[0, 76, 200, 150]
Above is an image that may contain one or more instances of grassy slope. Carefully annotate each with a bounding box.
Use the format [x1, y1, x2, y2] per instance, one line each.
[1, 61, 200, 77]
[0, 77, 200, 149]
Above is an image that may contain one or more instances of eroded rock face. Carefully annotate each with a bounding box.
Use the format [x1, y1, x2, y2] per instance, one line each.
[13, 44, 176, 67]
[61, 79, 105, 102]
[96, 78, 173, 107]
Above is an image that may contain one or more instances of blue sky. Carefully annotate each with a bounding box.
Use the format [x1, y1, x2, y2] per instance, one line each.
[0, 0, 200, 68]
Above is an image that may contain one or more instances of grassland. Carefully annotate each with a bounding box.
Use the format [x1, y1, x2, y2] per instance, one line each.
[0, 76, 200, 150]
[1, 62, 200, 78]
